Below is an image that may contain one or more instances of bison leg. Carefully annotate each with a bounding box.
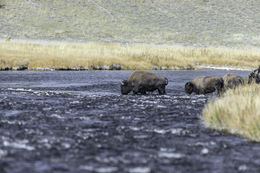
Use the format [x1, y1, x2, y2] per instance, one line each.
[158, 86, 166, 95]
[135, 87, 146, 95]
[140, 91, 147, 95]
[215, 80, 224, 96]
[133, 85, 139, 95]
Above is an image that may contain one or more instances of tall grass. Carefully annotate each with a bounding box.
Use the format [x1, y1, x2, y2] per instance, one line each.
[0, 40, 260, 70]
[202, 84, 260, 142]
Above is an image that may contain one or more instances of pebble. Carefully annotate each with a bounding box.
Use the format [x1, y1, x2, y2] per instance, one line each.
[201, 148, 209, 155]
[238, 165, 247, 171]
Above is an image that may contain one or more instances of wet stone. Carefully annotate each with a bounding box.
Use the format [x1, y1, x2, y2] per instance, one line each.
[183, 65, 194, 70]
[200, 148, 209, 155]
[109, 64, 122, 70]
[91, 64, 124, 70]
[12, 63, 29, 71]
[160, 66, 168, 70]
[171, 66, 181, 70]
[0, 66, 12, 71]
[153, 65, 159, 70]
[238, 165, 248, 172]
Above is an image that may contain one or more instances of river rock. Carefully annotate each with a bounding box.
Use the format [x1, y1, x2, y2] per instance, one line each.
[109, 64, 122, 70]
[55, 67, 70, 70]
[183, 65, 194, 70]
[35, 67, 55, 71]
[0, 66, 12, 71]
[101, 65, 110, 70]
[91, 65, 113, 70]
[238, 165, 247, 171]
[201, 148, 209, 155]
[160, 66, 168, 70]
[171, 66, 181, 70]
[153, 65, 159, 70]
[91, 65, 102, 70]
[13, 63, 29, 70]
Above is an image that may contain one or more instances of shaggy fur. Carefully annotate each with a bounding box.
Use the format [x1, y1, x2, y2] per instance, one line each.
[223, 73, 244, 90]
[248, 66, 260, 84]
[121, 71, 168, 95]
[185, 76, 224, 95]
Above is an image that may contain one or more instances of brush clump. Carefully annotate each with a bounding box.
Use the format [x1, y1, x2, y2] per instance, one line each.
[202, 84, 260, 142]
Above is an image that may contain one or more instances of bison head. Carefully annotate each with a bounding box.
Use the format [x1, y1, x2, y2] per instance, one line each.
[120, 80, 133, 95]
[164, 77, 168, 85]
[185, 82, 194, 94]
[227, 78, 243, 89]
[248, 67, 260, 84]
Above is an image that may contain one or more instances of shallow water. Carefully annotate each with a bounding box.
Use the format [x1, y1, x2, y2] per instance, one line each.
[0, 70, 259, 173]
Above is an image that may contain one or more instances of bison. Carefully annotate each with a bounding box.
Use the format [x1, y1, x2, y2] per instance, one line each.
[248, 66, 260, 84]
[120, 71, 168, 95]
[223, 73, 244, 90]
[185, 76, 224, 95]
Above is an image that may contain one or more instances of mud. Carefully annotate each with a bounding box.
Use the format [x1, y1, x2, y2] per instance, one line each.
[0, 70, 259, 173]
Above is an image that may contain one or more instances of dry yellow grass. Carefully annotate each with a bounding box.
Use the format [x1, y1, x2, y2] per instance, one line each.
[202, 84, 260, 142]
[0, 40, 260, 70]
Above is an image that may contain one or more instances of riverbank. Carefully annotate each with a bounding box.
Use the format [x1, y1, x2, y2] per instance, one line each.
[0, 40, 259, 71]
[202, 84, 260, 142]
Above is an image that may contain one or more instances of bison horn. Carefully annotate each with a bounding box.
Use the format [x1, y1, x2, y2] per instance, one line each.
[121, 80, 127, 85]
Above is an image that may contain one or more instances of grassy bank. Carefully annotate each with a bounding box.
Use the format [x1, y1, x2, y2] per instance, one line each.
[0, 40, 260, 70]
[202, 84, 260, 142]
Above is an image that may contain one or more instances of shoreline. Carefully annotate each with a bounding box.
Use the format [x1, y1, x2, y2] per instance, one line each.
[0, 65, 252, 72]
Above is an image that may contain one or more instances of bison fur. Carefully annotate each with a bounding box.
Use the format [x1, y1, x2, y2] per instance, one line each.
[185, 76, 224, 95]
[248, 66, 260, 84]
[121, 71, 168, 95]
[223, 73, 244, 90]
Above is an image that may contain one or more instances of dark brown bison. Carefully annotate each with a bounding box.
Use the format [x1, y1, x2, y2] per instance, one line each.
[248, 66, 260, 84]
[185, 76, 224, 95]
[121, 71, 168, 95]
[223, 73, 244, 90]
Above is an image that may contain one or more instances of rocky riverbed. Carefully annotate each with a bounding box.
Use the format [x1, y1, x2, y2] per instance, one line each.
[0, 70, 259, 173]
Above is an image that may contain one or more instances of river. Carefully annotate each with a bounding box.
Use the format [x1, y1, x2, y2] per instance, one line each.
[0, 70, 259, 173]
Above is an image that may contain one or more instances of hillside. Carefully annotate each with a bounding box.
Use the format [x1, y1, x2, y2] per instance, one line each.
[0, 0, 260, 47]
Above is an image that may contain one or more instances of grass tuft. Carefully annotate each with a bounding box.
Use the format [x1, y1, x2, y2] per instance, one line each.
[202, 84, 260, 142]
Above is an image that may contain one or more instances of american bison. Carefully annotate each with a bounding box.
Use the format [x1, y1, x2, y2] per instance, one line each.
[185, 76, 224, 95]
[223, 73, 244, 90]
[248, 66, 260, 84]
[121, 71, 168, 95]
